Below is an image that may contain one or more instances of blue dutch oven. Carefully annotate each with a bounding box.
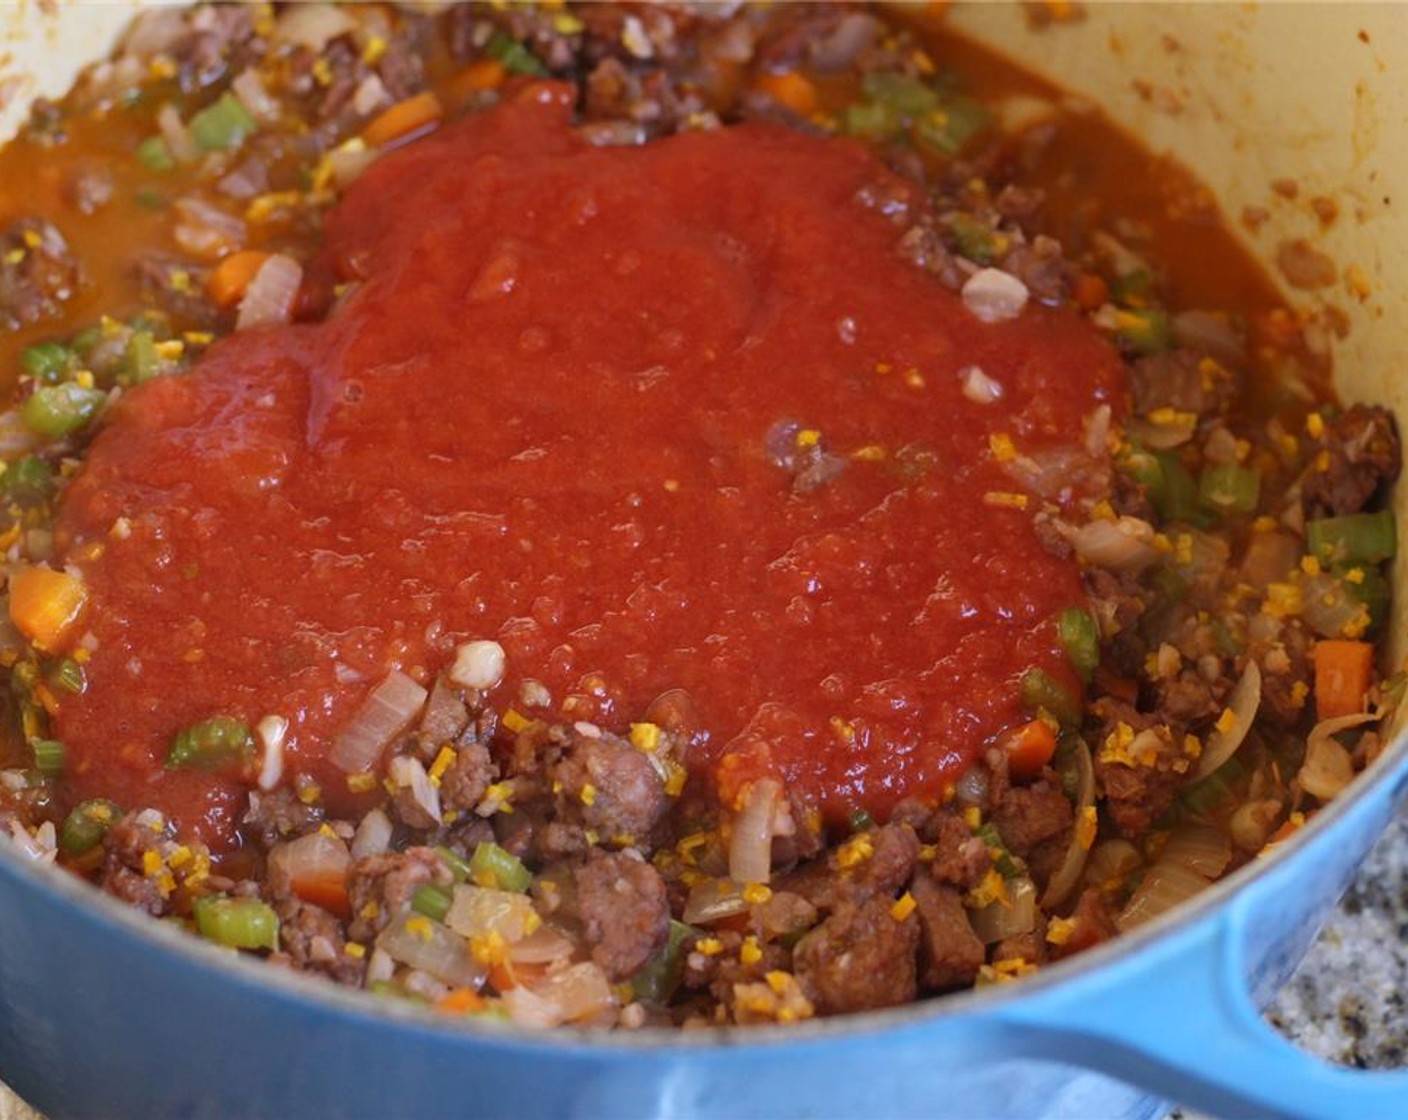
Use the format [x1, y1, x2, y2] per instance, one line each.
[0, 718, 1404, 1119]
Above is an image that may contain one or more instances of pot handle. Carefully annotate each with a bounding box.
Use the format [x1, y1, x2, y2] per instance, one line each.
[992, 886, 1408, 1120]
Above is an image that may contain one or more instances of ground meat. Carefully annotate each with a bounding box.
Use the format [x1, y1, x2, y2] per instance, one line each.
[581, 56, 704, 136]
[1083, 566, 1148, 639]
[0, 218, 81, 330]
[99, 813, 174, 918]
[346, 847, 451, 942]
[437, 739, 496, 813]
[1000, 234, 1067, 303]
[993, 911, 1049, 967]
[910, 871, 984, 991]
[1300, 404, 1401, 517]
[1128, 348, 1240, 421]
[793, 894, 919, 1015]
[989, 784, 1072, 859]
[273, 896, 365, 985]
[1153, 669, 1222, 725]
[572, 849, 670, 981]
[1256, 621, 1316, 726]
[779, 823, 919, 911]
[132, 251, 222, 328]
[1091, 697, 1188, 836]
[416, 676, 470, 750]
[925, 812, 992, 890]
[545, 729, 669, 852]
[65, 166, 114, 215]
[242, 788, 323, 849]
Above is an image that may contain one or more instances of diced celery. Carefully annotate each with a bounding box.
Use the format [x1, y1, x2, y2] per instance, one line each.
[20, 341, 76, 383]
[189, 93, 257, 152]
[630, 920, 694, 1005]
[31, 738, 64, 775]
[412, 884, 453, 923]
[469, 841, 531, 893]
[485, 31, 546, 76]
[1019, 668, 1081, 728]
[1198, 464, 1261, 516]
[59, 798, 122, 856]
[1307, 510, 1396, 565]
[136, 135, 175, 172]
[22, 383, 106, 438]
[861, 72, 940, 116]
[194, 895, 280, 952]
[166, 716, 253, 769]
[1114, 309, 1173, 356]
[1057, 607, 1100, 682]
[1, 456, 54, 503]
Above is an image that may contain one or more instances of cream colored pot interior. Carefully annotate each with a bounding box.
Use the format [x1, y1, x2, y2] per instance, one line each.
[2, 1, 1406, 732]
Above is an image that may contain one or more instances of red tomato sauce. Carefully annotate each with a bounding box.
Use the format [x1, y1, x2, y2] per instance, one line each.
[52, 85, 1123, 848]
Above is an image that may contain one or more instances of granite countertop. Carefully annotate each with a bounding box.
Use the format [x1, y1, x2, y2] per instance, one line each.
[1, 814, 1405, 1119]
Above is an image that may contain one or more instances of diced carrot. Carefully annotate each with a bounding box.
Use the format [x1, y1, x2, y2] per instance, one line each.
[488, 959, 547, 993]
[362, 91, 444, 149]
[1072, 272, 1109, 311]
[754, 70, 819, 118]
[1313, 639, 1375, 720]
[1002, 718, 1058, 780]
[9, 566, 88, 653]
[449, 59, 508, 99]
[207, 250, 271, 309]
[291, 869, 351, 918]
[435, 987, 488, 1015]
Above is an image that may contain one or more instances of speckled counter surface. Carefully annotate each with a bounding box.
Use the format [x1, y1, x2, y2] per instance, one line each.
[1, 816, 1404, 1120]
[1268, 810, 1408, 1071]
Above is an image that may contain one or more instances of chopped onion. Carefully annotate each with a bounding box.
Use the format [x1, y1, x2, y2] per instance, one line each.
[514, 962, 616, 1026]
[1116, 860, 1210, 931]
[0, 412, 42, 459]
[375, 912, 485, 989]
[352, 74, 391, 118]
[174, 197, 246, 259]
[807, 11, 880, 72]
[955, 765, 989, 808]
[1083, 838, 1141, 890]
[728, 777, 780, 884]
[1159, 823, 1232, 878]
[503, 963, 616, 1028]
[269, 830, 350, 899]
[1040, 739, 1095, 909]
[1240, 530, 1301, 586]
[960, 365, 1003, 404]
[1066, 517, 1161, 572]
[968, 875, 1037, 943]
[255, 714, 288, 791]
[237, 253, 303, 331]
[388, 755, 441, 825]
[231, 68, 280, 125]
[1172, 309, 1245, 364]
[274, 4, 357, 51]
[1299, 573, 1370, 639]
[350, 807, 393, 859]
[330, 669, 427, 773]
[445, 885, 539, 943]
[507, 923, 577, 965]
[682, 877, 749, 926]
[1230, 798, 1284, 853]
[1191, 660, 1261, 780]
[1299, 711, 1376, 800]
[1123, 413, 1196, 450]
[962, 268, 1029, 324]
[325, 142, 381, 191]
[448, 639, 506, 691]
[157, 102, 199, 163]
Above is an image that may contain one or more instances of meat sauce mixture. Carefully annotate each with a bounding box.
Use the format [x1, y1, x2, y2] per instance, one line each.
[0, 2, 1400, 1028]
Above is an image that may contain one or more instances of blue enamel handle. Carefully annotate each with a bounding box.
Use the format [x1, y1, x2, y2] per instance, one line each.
[994, 848, 1408, 1119]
